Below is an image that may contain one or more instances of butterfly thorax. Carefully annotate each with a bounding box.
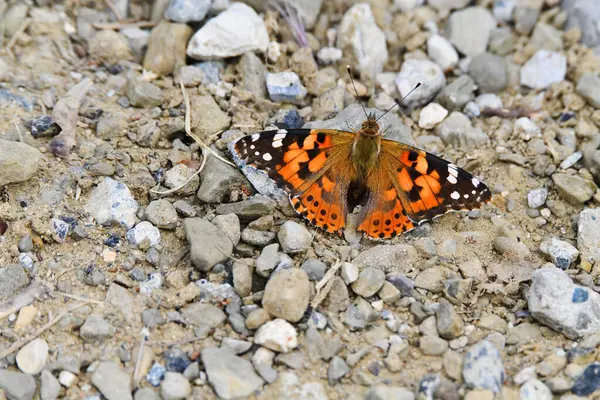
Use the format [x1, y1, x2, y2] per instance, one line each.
[352, 117, 382, 178]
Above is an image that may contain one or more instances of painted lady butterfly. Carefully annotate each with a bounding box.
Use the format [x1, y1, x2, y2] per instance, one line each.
[229, 74, 492, 240]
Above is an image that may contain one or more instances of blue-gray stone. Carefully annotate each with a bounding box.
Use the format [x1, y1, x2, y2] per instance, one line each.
[164, 0, 211, 23]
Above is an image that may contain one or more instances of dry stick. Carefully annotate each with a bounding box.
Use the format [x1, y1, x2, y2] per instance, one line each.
[4, 18, 31, 54]
[91, 20, 157, 30]
[0, 301, 90, 359]
[311, 260, 342, 309]
[104, 0, 124, 20]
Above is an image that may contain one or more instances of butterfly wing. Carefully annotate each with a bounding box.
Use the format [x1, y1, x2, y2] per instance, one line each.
[357, 140, 492, 239]
[230, 128, 356, 234]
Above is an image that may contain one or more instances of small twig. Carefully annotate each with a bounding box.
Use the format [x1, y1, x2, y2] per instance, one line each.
[146, 336, 205, 347]
[91, 20, 157, 30]
[0, 301, 90, 359]
[104, 0, 124, 21]
[54, 291, 104, 305]
[311, 260, 342, 309]
[149, 156, 207, 195]
[4, 18, 32, 53]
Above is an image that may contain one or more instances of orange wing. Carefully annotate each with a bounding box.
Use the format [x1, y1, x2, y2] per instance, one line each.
[356, 140, 492, 239]
[230, 128, 356, 234]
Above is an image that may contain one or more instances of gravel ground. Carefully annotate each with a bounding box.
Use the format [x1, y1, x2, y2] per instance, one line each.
[1, 0, 600, 399]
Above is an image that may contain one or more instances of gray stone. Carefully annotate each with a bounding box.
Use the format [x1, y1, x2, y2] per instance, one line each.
[520, 379, 552, 400]
[520, 50, 567, 90]
[252, 347, 277, 383]
[493, 236, 531, 258]
[564, 0, 600, 48]
[328, 356, 350, 385]
[277, 221, 312, 253]
[221, 338, 252, 355]
[0, 140, 42, 186]
[41, 370, 61, 400]
[365, 385, 415, 400]
[337, 3, 388, 78]
[215, 195, 276, 220]
[420, 336, 449, 356]
[181, 302, 226, 333]
[142, 309, 166, 328]
[241, 228, 275, 246]
[256, 243, 280, 277]
[255, 318, 298, 353]
[164, 0, 211, 23]
[395, 59, 446, 109]
[126, 221, 161, 248]
[186, 3, 269, 59]
[0, 264, 29, 298]
[197, 155, 249, 203]
[89, 30, 132, 64]
[176, 65, 205, 87]
[184, 218, 233, 271]
[462, 340, 505, 393]
[322, 276, 350, 313]
[444, 7, 496, 57]
[266, 72, 307, 104]
[202, 347, 264, 399]
[96, 114, 128, 139]
[134, 388, 160, 400]
[577, 73, 600, 108]
[238, 52, 267, 98]
[16, 338, 48, 375]
[351, 267, 386, 297]
[127, 80, 163, 108]
[91, 362, 133, 400]
[160, 372, 191, 400]
[312, 86, 345, 120]
[144, 22, 193, 76]
[468, 53, 508, 93]
[0, 369, 36, 400]
[539, 238, 579, 269]
[80, 314, 115, 342]
[435, 111, 489, 149]
[436, 75, 476, 111]
[436, 301, 464, 339]
[263, 268, 310, 323]
[211, 214, 241, 246]
[578, 208, 600, 265]
[144, 199, 178, 229]
[345, 297, 378, 330]
[2, 4, 29, 37]
[232, 260, 252, 297]
[301, 258, 327, 281]
[552, 173, 597, 205]
[515, 5, 540, 34]
[531, 22, 563, 51]
[527, 188, 548, 209]
[190, 95, 231, 140]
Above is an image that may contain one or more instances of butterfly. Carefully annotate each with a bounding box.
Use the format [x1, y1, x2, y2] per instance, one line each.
[228, 73, 492, 239]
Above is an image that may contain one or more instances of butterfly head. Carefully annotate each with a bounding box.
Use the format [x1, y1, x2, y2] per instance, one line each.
[359, 113, 381, 137]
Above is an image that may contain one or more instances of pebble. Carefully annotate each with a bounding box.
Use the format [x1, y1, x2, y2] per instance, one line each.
[181, 302, 226, 336]
[436, 301, 465, 339]
[527, 188, 548, 208]
[577, 73, 600, 108]
[189, 95, 231, 140]
[277, 221, 312, 253]
[463, 340, 505, 393]
[184, 218, 233, 271]
[160, 372, 191, 400]
[241, 227, 275, 246]
[80, 314, 115, 342]
[246, 308, 271, 330]
[252, 347, 277, 383]
[186, 3, 268, 59]
[301, 258, 326, 281]
[262, 268, 310, 323]
[529, 267, 600, 339]
[520, 379, 552, 400]
[365, 385, 415, 400]
[41, 369, 61, 399]
[560, 151, 583, 170]
[58, 371, 77, 387]
[0, 140, 42, 186]
[92, 362, 133, 400]
[0, 264, 29, 297]
[0, 369, 36, 400]
[435, 111, 489, 149]
[539, 238, 579, 269]
[493, 0, 516, 22]
[144, 199, 178, 229]
[436, 75, 476, 110]
[578, 208, 600, 266]
[85, 178, 139, 229]
[427, 34, 459, 71]
[572, 362, 600, 396]
[238, 52, 267, 98]
[493, 236, 531, 258]
[221, 338, 252, 355]
[255, 319, 298, 353]
[514, 117, 541, 140]
[147, 363, 166, 386]
[16, 338, 48, 375]
[211, 214, 241, 246]
[144, 22, 193, 76]
[420, 336, 449, 356]
[337, 3, 388, 78]
[89, 30, 132, 64]
[266, 72, 307, 104]
[445, 7, 496, 58]
[126, 221, 160, 248]
[202, 347, 263, 399]
[127, 80, 163, 108]
[520, 50, 567, 89]
[351, 267, 386, 297]
[328, 356, 350, 385]
[395, 59, 446, 109]
[341, 262, 359, 285]
[164, 0, 210, 23]
[476, 93, 503, 110]
[345, 297, 378, 330]
[552, 173, 596, 204]
[419, 102, 449, 129]
[135, 388, 160, 400]
[468, 52, 508, 93]
[14, 305, 37, 331]
[352, 244, 418, 273]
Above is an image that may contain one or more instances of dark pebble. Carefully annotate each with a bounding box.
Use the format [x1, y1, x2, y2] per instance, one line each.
[572, 362, 600, 396]
[163, 348, 191, 373]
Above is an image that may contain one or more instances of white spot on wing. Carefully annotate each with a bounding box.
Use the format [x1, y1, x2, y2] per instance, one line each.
[472, 177, 480, 187]
[277, 129, 288, 134]
[274, 133, 286, 140]
[448, 175, 457, 184]
[448, 165, 458, 177]
[254, 151, 260, 156]
[251, 133, 260, 142]
[262, 153, 273, 161]
[250, 144, 255, 150]
[451, 191, 460, 200]
[464, 194, 469, 199]
[272, 140, 283, 148]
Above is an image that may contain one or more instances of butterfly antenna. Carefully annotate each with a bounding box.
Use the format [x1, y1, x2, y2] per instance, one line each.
[375, 82, 422, 123]
[346, 65, 369, 120]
